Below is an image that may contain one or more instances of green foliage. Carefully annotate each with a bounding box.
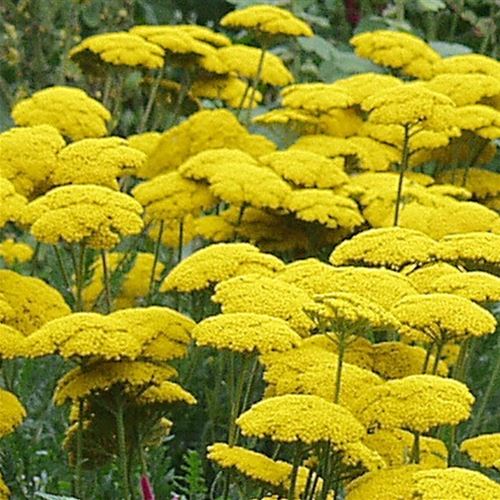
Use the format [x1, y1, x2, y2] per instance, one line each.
[173, 449, 209, 499]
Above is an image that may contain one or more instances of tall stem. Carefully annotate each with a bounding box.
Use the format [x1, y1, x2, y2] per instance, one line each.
[73, 243, 87, 312]
[411, 431, 421, 464]
[334, 331, 347, 404]
[245, 45, 267, 125]
[431, 341, 445, 375]
[235, 80, 252, 118]
[138, 66, 165, 133]
[147, 220, 164, 305]
[30, 242, 40, 276]
[177, 219, 184, 264]
[422, 342, 434, 374]
[75, 398, 84, 499]
[53, 244, 72, 293]
[116, 402, 131, 500]
[101, 249, 112, 314]
[288, 442, 303, 500]
[393, 124, 411, 226]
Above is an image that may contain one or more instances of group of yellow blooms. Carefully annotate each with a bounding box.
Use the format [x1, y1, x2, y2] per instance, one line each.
[0, 3, 500, 500]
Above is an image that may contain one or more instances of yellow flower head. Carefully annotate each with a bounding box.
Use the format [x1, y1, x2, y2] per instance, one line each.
[70, 31, 164, 73]
[213, 274, 313, 336]
[259, 150, 348, 189]
[237, 394, 364, 445]
[330, 227, 437, 270]
[126, 132, 161, 157]
[220, 5, 313, 38]
[436, 167, 500, 200]
[334, 73, 403, 106]
[0, 324, 27, 359]
[192, 312, 301, 354]
[354, 374, 474, 433]
[133, 171, 216, 222]
[22, 184, 144, 249]
[453, 104, 500, 140]
[52, 137, 146, 189]
[161, 243, 284, 293]
[135, 380, 196, 406]
[0, 125, 65, 198]
[431, 271, 500, 303]
[0, 239, 33, 265]
[217, 45, 294, 86]
[432, 53, 500, 79]
[460, 433, 500, 469]
[364, 429, 448, 468]
[53, 360, 177, 405]
[0, 269, 70, 334]
[0, 388, 26, 438]
[406, 262, 461, 293]
[176, 25, 231, 47]
[392, 293, 496, 343]
[143, 109, 276, 178]
[350, 30, 441, 79]
[282, 189, 364, 230]
[0, 474, 9, 499]
[412, 467, 500, 500]
[281, 83, 353, 113]
[0, 177, 27, 228]
[11, 86, 111, 141]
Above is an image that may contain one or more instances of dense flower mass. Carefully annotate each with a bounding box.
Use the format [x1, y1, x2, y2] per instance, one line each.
[460, 433, 500, 469]
[0, 388, 26, 438]
[0, 239, 33, 265]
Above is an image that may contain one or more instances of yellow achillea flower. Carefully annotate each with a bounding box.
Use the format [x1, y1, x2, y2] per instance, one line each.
[53, 360, 177, 405]
[432, 53, 500, 79]
[0, 239, 33, 265]
[434, 232, 500, 273]
[259, 150, 347, 189]
[431, 271, 500, 303]
[278, 261, 417, 310]
[354, 374, 474, 433]
[405, 262, 461, 293]
[460, 433, 500, 469]
[217, 45, 293, 86]
[0, 269, 70, 334]
[370, 342, 448, 379]
[364, 429, 448, 469]
[281, 83, 353, 113]
[213, 274, 313, 336]
[237, 394, 364, 445]
[11, 86, 111, 141]
[253, 108, 317, 128]
[161, 243, 284, 293]
[330, 227, 437, 270]
[282, 190, 363, 230]
[126, 132, 161, 157]
[143, 109, 276, 177]
[292, 135, 400, 172]
[176, 25, 231, 47]
[392, 293, 496, 344]
[350, 30, 441, 79]
[0, 475, 9, 499]
[70, 31, 164, 72]
[220, 5, 313, 38]
[52, 137, 146, 189]
[0, 324, 27, 359]
[133, 171, 217, 222]
[426, 184, 472, 201]
[345, 464, 423, 500]
[411, 467, 500, 499]
[453, 104, 500, 140]
[0, 177, 27, 228]
[192, 312, 301, 354]
[334, 73, 403, 106]
[0, 124, 65, 198]
[0, 388, 26, 438]
[423, 73, 500, 106]
[135, 380, 196, 405]
[82, 252, 164, 310]
[22, 184, 143, 249]
[436, 167, 500, 200]
[208, 163, 292, 210]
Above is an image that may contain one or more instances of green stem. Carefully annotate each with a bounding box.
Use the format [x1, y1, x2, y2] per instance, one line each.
[101, 249, 112, 314]
[393, 123, 411, 226]
[116, 403, 131, 500]
[53, 244, 72, 293]
[75, 399, 84, 499]
[245, 45, 267, 125]
[30, 242, 40, 276]
[228, 355, 248, 446]
[147, 220, 164, 305]
[102, 70, 113, 109]
[288, 442, 303, 500]
[422, 343, 434, 374]
[138, 66, 165, 133]
[177, 219, 184, 264]
[411, 431, 421, 464]
[72, 243, 87, 312]
[431, 341, 445, 375]
[235, 80, 252, 117]
[170, 69, 191, 126]
[334, 331, 347, 404]
[452, 338, 470, 381]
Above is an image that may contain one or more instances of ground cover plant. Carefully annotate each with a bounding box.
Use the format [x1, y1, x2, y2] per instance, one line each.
[0, 1, 500, 499]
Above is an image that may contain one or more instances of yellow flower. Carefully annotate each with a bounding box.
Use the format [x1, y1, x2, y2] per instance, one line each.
[0, 269, 70, 334]
[22, 184, 144, 249]
[0, 474, 9, 500]
[135, 380, 196, 406]
[126, 132, 161, 157]
[0, 124, 65, 198]
[0, 324, 27, 359]
[237, 394, 364, 445]
[260, 150, 348, 189]
[0, 239, 33, 265]
[392, 293, 496, 344]
[213, 274, 313, 336]
[143, 109, 276, 178]
[0, 177, 27, 228]
[364, 429, 448, 468]
[217, 45, 294, 86]
[334, 72, 403, 105]
[431, 271, 500, 303]
[70, 31, 164, 72]
[453, 104, 500, 140]
[426, 184, 472, 200]
[330, 227, 437, 270]
[0, 388, 26, 437]
[52, 137, 146, 189]
[436, 167, 500, 200]
[192, 312, 301, 354]
[161, 243, 284, 293]
[53, 360, 177, 405]
[11, 86, 111, 141]
[350, 30, 441, 79]
[432, 53, 500, 79]
[133, 171, 217, 222]
[281, 83, 353, 113]
[353, 374, 474, 433]
[412, 467, 500, 499]
[460, 433, 500, 469]
[220, 5, 313, 38]
[176, 25, 231, 47]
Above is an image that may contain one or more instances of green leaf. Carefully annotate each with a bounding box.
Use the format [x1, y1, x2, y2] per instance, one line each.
[429, 41, 473, 57]
[417, 0, 446, 12]
[319, 47, 383, 82]
[81, 0, 103, 28]
[35, 494, 79, 500]
[297, 35, 334, 60]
